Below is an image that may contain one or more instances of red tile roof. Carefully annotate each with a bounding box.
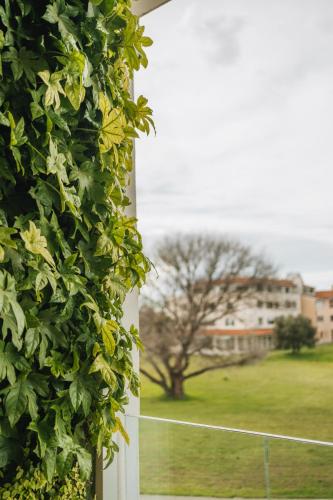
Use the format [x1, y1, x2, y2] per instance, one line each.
[204, 328, 274, 337]
[215, 277, 295, 288]
[316, 290, 333, 299]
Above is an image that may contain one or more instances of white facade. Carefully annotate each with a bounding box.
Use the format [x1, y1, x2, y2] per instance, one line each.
[203, 274, 317, 355]
[214, 278, 301, 331]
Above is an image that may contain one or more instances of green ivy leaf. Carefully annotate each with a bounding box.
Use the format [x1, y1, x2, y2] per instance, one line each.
[94, 223, 125, 258]
[5, 377, 38, 427]
[75, 446, 91, 480]
[46, 109, 70, 134]
[2, 46, 40, 84]
[47, 138, 69, 184]
[0, 340, 30, 384]
[35, 262, 58, 300]
[43, 0, 78, 41]
[25, 328, 40, 358]
[0, 271, 25, 348]
[0, 341, 19, 385]
[69, 376, 92, 415]
[0, 436, 21, 468]
[7, 112, 27, 172]
[0, 111, 9, 126]
[59, 183, 81, 218]
[44, 447, 57, 482]
[30, 101, 44, 120]
[0, 226, 17, 250]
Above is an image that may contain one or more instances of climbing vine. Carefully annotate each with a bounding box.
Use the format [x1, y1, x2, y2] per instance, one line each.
[0, 0, 153, 496]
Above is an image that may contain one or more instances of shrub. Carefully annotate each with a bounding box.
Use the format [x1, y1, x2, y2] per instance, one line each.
[0, 463, 86, 499]
[274, 315, 316, 354]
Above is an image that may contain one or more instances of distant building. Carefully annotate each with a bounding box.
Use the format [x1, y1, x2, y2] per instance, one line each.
[315, 290, 333, 344]
[202, 274, 317, 354]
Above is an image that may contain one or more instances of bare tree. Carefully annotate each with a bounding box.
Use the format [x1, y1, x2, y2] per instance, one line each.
[140, 234, 274, 399]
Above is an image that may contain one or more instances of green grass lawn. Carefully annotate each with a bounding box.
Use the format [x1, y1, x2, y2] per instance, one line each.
[139, 345, 333, 498]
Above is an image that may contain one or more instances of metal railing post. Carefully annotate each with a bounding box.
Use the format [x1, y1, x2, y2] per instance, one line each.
[263, 437, 271, 500]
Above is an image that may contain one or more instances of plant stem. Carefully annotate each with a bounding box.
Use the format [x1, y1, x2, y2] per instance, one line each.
[76, 127, 98, 133]
[44, 180, 60, 195]
[27, 142, 47, 161]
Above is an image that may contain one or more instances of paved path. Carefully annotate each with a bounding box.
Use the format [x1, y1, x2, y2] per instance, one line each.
[141, 497, 239, 500]
[141, 496, 327, 500]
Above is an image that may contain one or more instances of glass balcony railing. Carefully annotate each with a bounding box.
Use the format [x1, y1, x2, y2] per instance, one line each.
[124, 414, 333, 499]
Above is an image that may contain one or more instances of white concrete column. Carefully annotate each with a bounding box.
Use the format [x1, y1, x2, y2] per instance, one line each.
[103, 135, 141, 500]
[102, 3, 173, 498]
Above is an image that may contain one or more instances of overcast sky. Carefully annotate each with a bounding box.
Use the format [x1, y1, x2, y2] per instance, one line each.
[135, 0, 333, 289]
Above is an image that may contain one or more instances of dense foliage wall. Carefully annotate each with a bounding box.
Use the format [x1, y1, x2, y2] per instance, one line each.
[0, 0, 153, 496]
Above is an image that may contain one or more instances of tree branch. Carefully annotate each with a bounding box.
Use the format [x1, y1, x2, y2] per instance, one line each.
[183, 353, 261, 380]
[140, 367, 170, 392]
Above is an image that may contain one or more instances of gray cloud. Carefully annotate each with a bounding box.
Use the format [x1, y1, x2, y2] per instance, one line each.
[199, 16, 245, 66]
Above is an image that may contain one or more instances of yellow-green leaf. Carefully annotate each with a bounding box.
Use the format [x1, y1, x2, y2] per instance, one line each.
[0, 227, 17, 250]
[21, 221, 55, 267]
[94, 314, 117, 356]
[89, 354, 117, 389]
[99, 92, 125, 153]
[38, 70, 65, 109]
[113, 417, 129, 445]
[101, 320, 117, 356]
[65, 77, 85, 110]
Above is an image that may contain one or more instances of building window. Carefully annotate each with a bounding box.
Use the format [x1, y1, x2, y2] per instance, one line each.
[268, 318, 275, 325]
[225, 318, 235, 326]
[257, 300, 263, 308]
[330, 299, 333, 308]
[258, 317, 263, 325]
[267, 302, 273, 308]
[330, 316, 333, 322]
[285, 287, 289, 293]
[317, 316, 324, 322]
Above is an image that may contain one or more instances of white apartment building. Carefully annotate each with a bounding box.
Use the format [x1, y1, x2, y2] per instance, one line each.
[204, 274, 316, 354]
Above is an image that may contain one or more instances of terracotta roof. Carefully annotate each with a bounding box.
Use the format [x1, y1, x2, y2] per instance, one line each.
[316, 290, 333, 299]
[204, 328, 274, 337]
[215, 277, 295, 288]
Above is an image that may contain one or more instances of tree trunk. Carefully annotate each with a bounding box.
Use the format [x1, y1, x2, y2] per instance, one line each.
[292, 343, 300, 354]
[170, 374, 185, 400]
